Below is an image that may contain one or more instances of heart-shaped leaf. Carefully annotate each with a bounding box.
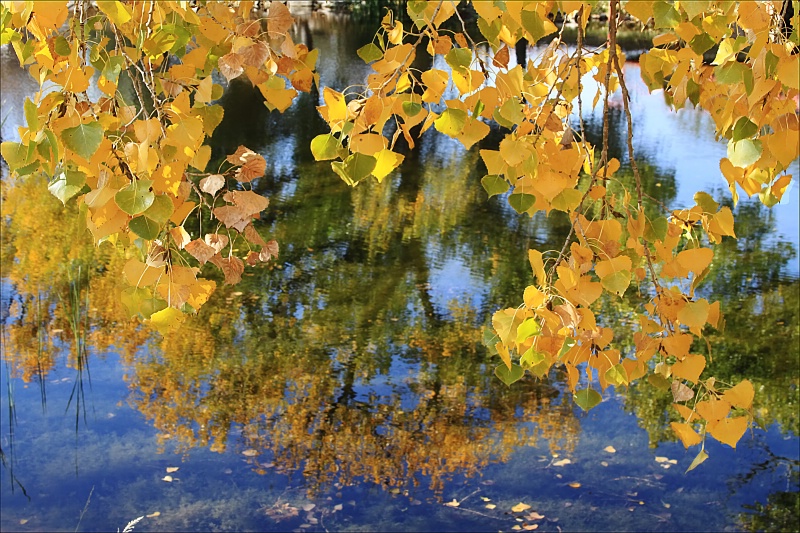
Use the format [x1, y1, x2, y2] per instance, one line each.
[574, 388, 602, 411]
[508, 193, 535, 214]
[115, 180, 155, 215]
[48, 169, 86, 205]
[481, 174, 509, 198]
[61, 122, 103, 160]
[129, 215, 161, 240]
[495, 364, 524, 386]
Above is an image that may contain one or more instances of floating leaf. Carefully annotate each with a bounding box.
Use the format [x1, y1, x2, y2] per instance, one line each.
[146, 511, 161, 518]
[603, 446, 616, 453]
[162, 475, 173, 482]
[512, 502, 531, 513]
[61, 122, 103, 160]
[242, 449, 258, 457]
[553, 458, 571, 467]
[495, 364, 524, 386]
[445, 499, 460, 507]
[485, 503, 496, 510]
[302, 503, 316, 512]
[568, 482, 581, 488]
[573, 388, 602, 411]
[166, 467, 179, 473]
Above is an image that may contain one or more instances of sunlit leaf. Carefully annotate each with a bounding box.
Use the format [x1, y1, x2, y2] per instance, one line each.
[310, 134, 341, 161]
[512, 502, 531, 513]
[670, 422, 702, 448]
[727, 139, 762, 168]
[115, 180, 155, 216]
[129, 215, 160, 240]
[568, 482, 581, 488]
[481, 174, 509, 198]
[708, 416, 748, 448]
[166, 467, 179, 473]
[357, 43, 383, 63]
[603, 446, 616, 453]
[552, 458, 571, 467]
[48, 170, 86, 205]
[722, 379, 754, 409]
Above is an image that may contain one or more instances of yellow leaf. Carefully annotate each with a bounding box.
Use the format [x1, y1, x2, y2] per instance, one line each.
[673, 403, 696, 421]
[146, 512, 161, 518]
[595, 255, 632, 279]
[672, 354, 706, 383]
[512, 502, 531, 513]
[568, 482, 581, 488]
[523, 285, 546, 309]
[445, 499, 460, 507]
[485, 503, 497, 510]
[676, 247, 714, 274]
[670, 422, 702, 448]
[707, 207, 735, 239]
[162, 475, 173, 482]
[166, 467, 179, 473]
[528, 249, 546, 285]
[677, 299, 710, 328]
[723, 379, 755, 409]
[371, 149, 404, 182]
[696, 398, 731, 423]
[421, 69, 450, 103]
[123, 258, 164, 287]
[603, 446, 616, 453]
[708, 416, 749, 448]
[350, 133, 386, 156]
[457, 118, 490, 150]
[148, 307, 186, 335]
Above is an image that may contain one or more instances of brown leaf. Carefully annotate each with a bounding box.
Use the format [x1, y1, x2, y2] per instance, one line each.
[226, 145, 252, 165]
[493, 45, 510, 69]
[204, 233, 229, 253]
[235, 151, 266, 182]
[218, 52, 244, 82]
[246, 251, 259, 266]
[185, 239, 217, 265]
[259, 240, 279, 261]
[236, 20, 260, 38]
[267, 1, 293, 37]
[240, 41, 270, 67]
[671, 380, 695, 402]
[200, 174, 225, 195]
[243, 223, 267, 246]
[210, 254, 244, 285]
[223, 190, 269, 216]
[213, 205, 250, 231]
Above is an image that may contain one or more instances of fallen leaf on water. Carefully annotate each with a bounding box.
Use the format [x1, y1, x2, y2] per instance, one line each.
[481, 496, 491, 502]
[146, 512, 160, 518]
[485, 504, 496, 510]
[564, 502, 573, 508]
[526, 512, 545, 520]
[628, 507, 635, 512]
[523, 525, 539, 531]
[166, 467, 179, 473]
[655, 456, 670, 463]
[242, 449, 258, 457]
[603, 445, 616, 453]
[568, 482, 581, 488]
[445, 499, 460, 507]
[333, 504, 342, 511]
[19, 519, 29, 525]
[512, 502, 531, 513]
[553, 458, 571, 467]
[662, 502, 671, 508]
[512, 526, 522, 531]
[481, 480, 495, 486]
[302, 503, 315, 512]
[162, 476, 173, 482]
[600, 461, 609, 467]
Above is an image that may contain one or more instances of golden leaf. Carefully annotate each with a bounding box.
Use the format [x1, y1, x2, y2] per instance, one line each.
[445, 499, 460, 507]
[568, 482, 581, 488]
[672, 354, 706, 383]
[708, 416, 749, 448]
[512, 502, 531, 513]
[696, 398, 731, 423]
[670, 422, 702, 448]
[166, 467, 179, 473]
[162, 475, 173, 482]
[723, 379, 755, 409]
[603, 446, 616, 453]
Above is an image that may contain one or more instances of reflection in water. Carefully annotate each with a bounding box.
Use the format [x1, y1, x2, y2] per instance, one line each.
[1, 12, 799, 532]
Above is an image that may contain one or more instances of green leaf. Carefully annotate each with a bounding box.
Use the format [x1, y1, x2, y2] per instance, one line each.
[61, 122, 103, 160]
[24, 97, 38, 131]
[653, 1, 681, 28]
[481, 174, 509, 198]
[1, 141, 33, 172]
[644, 216, 668, 242]
[331, 153, 376, 186]
[434, 108, 467, 137]
[310, 134, 341, 161]
[520, 346, 545, 368]
[685, 449, 709, 473]
[120, 287, 167, 319]
[508, 193, 535, 214]
[727, 139, 762, 168]
[477, 18, 501, 44]
[445, 47, 472, 73]
[128, 215, 161, 240]
[48, 169, 86, 205]
[515, 318, 541, 344]
[142, 193, 173, 224]
[574, 388, 602, 411]
[402, 101, 422, 117]
[520, 10, 555, 42]
[115, 179, 155, 215]
[357, 43, 383, 63]
[54, 35, 71, 56]
[731, 117, 758, 141]
[601, 270, 631, 297]
[482, 326, 499, 354]
[648, 373, 671, 391]
[714, 62, 747, 84]
[693, 191, 719, 213]
[604, 364, 628, 387]
[498, 97, 525, 124]
[689, 32, 715, 55]
[495, 364, 524, 386]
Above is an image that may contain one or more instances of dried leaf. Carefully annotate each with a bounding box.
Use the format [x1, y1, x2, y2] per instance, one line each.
[243, 223, 267, 246]
[671, 380, 695, 402]
[267, 1, 294, 37]
[333, 504, 342, 511]
[485, 504, 497, 509]
[166, 467, 179, 473]
[200, 174, 225, 195]
[568, 482, 581, 488]
[185, 239, 217, 265]
[259, 240, 279, 262]
[204, 233, 229, 253]
[146, 512, 161, 518]
[553, 458, 571, 467]
[512, 502, 531, 513]
[445, 499, 460, 507]
[239, 41, 269, 67]
[210, 255, 244, 285]
[302, 503, 316, 512]
[170, 226, 190, 250]
[603, 445, 617, 453]
[218, 52, 244, 82]
[162, 475, 173, 482]
[242, 449, 258, 457]
[235, 151, 266, 182]
[523, 525, 539, 531]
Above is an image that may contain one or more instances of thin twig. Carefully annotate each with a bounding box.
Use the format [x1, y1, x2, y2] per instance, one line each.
[74, 485, 94, 533]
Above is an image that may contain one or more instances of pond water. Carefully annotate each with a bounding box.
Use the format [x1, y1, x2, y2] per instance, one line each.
[1, 12, 799, 533]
